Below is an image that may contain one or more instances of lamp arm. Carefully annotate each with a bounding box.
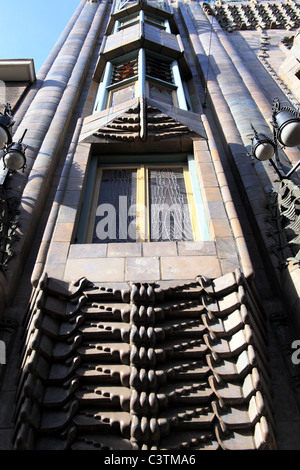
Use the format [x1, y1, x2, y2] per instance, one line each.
[272, 128, 282, 168]
[269, 157, 285, 180]
[18, 129, 27, 143]
[286, 160, 300, 179]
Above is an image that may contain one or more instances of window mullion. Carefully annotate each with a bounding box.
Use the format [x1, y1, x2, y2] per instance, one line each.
[136, 165, 147, 242]
[86, 167, 103, 243]
[93, 62, 113, 113]
[171, 61, 188, 111]
[164, 19, 171, 33]
[107, 75, 137, 91]
[145, 166, 150, 242]
[138, 48, 146, 97]
[113, 19, 120, 33]
[183, 166, 200, 241]
[187, 155, 211, 241]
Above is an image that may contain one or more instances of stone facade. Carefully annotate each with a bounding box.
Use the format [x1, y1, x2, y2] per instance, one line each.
[279, 29, 300, 104]
[0, 59, 36, 111]
[0, 0, 300, 451]
[0, 82, 30, 112]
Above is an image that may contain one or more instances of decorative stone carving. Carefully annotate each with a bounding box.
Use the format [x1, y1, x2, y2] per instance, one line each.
[79, 97, 206, 145]
[204, 1, 300, 31]
[13, 270, 276, 450]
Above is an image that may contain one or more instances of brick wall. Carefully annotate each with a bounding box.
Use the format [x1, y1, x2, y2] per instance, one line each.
[0, 81, 30, 111]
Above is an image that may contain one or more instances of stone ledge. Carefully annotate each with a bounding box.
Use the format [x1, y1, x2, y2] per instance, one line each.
[64, 251, 223, 283]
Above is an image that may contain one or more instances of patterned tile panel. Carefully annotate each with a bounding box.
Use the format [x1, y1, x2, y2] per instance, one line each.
[13, 270, 276, 450]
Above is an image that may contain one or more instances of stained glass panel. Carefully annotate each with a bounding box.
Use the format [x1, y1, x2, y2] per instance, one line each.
[149, 168, 194, 241]
[148, 83, 173, 105]
[111, 84, 136, 106]
[93, 169, 137, 243]
[111, 59, 138, 84]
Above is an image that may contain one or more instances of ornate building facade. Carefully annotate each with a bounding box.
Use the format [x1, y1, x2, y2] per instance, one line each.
[0, 0, 300, 450]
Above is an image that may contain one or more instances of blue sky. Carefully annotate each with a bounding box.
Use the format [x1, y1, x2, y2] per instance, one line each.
[0, 0, 80, 73]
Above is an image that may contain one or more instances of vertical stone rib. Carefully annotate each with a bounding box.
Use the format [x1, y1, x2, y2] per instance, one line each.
[129, 284, 158, 450]
[14, 1, 100, 171]
[5, 1, 109, 301]
[30, 118, 84, 287]
[13, 0, 87, 130]
[210, 18, 300, 168]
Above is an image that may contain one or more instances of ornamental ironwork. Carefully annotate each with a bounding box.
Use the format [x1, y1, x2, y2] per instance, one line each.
[266, 178, 300, 267]
[0, 184, 20, 270]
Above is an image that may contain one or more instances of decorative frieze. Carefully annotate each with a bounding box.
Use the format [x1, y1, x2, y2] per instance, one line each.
[203, 1, 300, 31]
[13, 269, 276, 450]
[80, 97, 206, 144]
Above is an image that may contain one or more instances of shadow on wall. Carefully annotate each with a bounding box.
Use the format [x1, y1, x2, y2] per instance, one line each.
[0, 80, 6, 109]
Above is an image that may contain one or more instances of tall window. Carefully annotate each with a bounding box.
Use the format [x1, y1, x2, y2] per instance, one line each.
[146, 54, 177, 106]
[108, 57, 139, 107]
[84, 164, 199, 243]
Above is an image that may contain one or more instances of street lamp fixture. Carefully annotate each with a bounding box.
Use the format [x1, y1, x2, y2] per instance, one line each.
[3, 129, 27, 172]
[0, 104, 14, 150]
[0, 104, 27, 270]
[249, 125, 276, 162]
[248, 98, 300, 180]
[272, 99, 300, 148]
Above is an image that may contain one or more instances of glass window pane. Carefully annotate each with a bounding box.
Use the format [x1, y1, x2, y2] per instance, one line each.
[93, 169, 137, 243]
[119, 14, 139, 29]
[148, 83, 173, 105]
[149, 168, 194, 241]
[144, 15, 166, 29]
[146, 57, 173, 83]
[111, 84, 136, 106]
[111, 59, 138, 84]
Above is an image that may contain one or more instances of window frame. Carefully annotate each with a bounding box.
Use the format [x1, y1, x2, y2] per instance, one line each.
[81, 160, 202, 244]
[106, 54, 139, 108]
[107, 80, 139, 108]
[93, 50, 188, 113]
[76, 154, 211, 244]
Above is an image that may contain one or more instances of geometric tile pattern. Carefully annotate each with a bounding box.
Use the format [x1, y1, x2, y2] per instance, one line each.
[80, 97, 206, 144]
[204, 1, 300, 31]
[13, 270, 276, 450]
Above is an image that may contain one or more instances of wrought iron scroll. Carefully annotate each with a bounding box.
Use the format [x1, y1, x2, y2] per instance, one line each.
[0, 185, 20, 270]
[266, 178, 300, 267]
